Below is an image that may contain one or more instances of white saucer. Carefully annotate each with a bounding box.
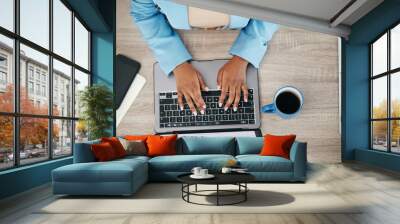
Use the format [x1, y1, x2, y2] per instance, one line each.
[190, 174, 215, 179]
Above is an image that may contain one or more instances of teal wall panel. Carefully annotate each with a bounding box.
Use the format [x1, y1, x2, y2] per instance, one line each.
[355, 149, 400, 172]
[0, 158, 72, 199]
[343, 0, 400, 172]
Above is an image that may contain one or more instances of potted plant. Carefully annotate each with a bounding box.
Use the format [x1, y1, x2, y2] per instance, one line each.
[79, 84, 113, 140]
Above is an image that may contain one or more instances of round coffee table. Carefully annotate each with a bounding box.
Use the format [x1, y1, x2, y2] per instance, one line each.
[177, 173, 255, 206]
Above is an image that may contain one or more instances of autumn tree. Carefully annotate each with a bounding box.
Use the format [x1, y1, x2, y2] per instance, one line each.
[373, 99, 400, 143]
[0, 84, 60, 153]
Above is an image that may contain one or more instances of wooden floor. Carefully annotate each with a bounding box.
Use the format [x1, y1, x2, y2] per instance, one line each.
[1, 162, 400, 224]
[116, 0, 341, 163]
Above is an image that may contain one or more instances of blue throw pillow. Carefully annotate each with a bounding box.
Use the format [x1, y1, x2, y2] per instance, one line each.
[180, 136, 235, 155]
[236, 137, 264, 155]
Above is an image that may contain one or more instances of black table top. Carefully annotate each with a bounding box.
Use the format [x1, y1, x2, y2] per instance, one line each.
[177, 173, 255, 185]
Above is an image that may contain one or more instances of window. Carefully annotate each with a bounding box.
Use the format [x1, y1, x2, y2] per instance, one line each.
[28, 67, 34, 80]
[75, 18, 90, 70]
[0, 0, 91, 170]
[0, 54, 8, 89]
[53, 59, 72, 117]
[0, 71, 6, 85]
[371, 23, 400, 154]
[53, 119, 72, 158]
[53, 0, 72, 60]
[28, 81, 34, 94]
[0, 0, 14, 31]
[0, 55, 7, 67]
[35, 70, 41, 81]
[0, 34, 13, 113]
[74, 69, 89, 118]
[35, 84, 40, 96]
[0, 116, 14, 170]
[42, 85, 46, 97]
[20, 0, 49, 49]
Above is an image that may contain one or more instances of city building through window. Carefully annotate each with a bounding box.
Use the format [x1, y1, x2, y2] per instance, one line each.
[0, 0, 91, 170]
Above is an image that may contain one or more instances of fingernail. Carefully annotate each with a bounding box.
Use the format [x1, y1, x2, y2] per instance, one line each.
[205, 87, 209, 91]
[244, 98, 248, 103]
[217, 85, 220, 90]
[233, 107, 237, 112]
[180, 106, 184, 111]
[203, 104, 206, 109]
[224, 107, 228, 111]
[193, 111, 197, 116]
[200, 110, 205, 115]
[218, 103, 222, 107]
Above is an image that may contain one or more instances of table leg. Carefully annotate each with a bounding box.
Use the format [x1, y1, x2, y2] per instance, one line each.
[187, 184, 190, 202]
[181, 184, 183, 199]
[217, 184, 219, 206]
[245, 183, 247, 201]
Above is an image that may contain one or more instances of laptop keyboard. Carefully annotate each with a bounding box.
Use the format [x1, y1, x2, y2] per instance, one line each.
[158, 89, 255, 128]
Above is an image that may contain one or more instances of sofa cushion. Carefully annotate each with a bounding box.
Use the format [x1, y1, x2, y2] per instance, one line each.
[236, 155, 293, 172]
[236, 137, 264, 155]
[260, 134, 296, 159]
[119, 139, 147, 156]
[91, 142, 118, 161]
[179, 136, 235, 155]
[149, 154, 235, 172]
[53, 158, 147, 183]
[147, 135, 177, 157]
[101, 137, 127, 158]
[73, 140, 100, 163]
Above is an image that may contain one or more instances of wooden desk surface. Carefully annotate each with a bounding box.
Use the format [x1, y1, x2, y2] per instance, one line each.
[116, 0, 340, 163]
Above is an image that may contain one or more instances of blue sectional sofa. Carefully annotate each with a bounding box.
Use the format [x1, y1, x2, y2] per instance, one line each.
[52, 136, 307, 196]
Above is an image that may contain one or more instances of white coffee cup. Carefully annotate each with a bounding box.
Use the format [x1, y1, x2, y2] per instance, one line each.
[200, 169, 208, 176]
[221, 167, 232, 174]
[191, 167, 202, 176]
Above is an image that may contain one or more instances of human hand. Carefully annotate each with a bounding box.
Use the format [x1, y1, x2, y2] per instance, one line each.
[173, 62, 208, 115]
[217, 56, 249, 111]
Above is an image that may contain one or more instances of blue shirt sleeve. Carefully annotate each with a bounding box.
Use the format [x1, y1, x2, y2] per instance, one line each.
[130, 0, 192, 75]
[230, 20, 278, 68]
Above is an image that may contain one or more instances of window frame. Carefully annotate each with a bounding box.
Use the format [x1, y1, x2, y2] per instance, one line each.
[370, 20, 400, 154]
[0, 0, 92, 171]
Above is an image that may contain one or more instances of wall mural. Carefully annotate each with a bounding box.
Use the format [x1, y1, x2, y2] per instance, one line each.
[116, 0, 340, 163]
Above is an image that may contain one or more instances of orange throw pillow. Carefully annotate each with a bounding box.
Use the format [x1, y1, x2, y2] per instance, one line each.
[124, 135, 151, 141]
[91, 142, 117, 162]
[260, 134, 296, 159]
[146, 135, 177, 157]
[101, 137, 126, 158]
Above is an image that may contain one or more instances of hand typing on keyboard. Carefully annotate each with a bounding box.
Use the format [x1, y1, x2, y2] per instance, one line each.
[217, 56, 249, 112]
[159, 89, 255, 128]
[173, 62, 208, 116]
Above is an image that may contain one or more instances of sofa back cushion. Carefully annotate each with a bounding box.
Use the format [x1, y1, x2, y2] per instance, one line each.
[236, 137, 264, 155]
[73, 139, 100, 163]
[179, 136, 235, 155]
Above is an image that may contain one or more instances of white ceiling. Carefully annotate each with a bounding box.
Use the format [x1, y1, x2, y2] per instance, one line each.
[173, 0, 384, 38]
[228, 0, 352, 22]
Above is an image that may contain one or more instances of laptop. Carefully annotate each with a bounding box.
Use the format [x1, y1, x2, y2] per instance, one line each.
[153, 59, 260, 133]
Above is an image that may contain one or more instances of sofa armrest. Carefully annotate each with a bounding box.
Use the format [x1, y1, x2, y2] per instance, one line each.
[73, 140, 100, 163]
[289, 141, 307, 181]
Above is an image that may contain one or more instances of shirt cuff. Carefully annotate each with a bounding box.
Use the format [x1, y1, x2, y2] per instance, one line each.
[153, 35, 193, 75]
[229, 31, 268, 68]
